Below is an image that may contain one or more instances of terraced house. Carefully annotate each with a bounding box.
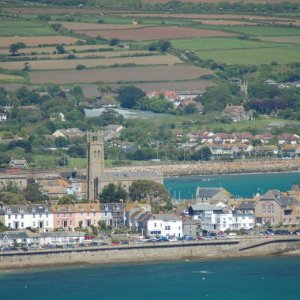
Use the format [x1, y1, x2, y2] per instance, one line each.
[0, 204, 52, 231]
[51, 203, 100, 230]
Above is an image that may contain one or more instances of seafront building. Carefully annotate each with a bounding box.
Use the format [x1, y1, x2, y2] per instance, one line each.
[0, 204, 53, 231]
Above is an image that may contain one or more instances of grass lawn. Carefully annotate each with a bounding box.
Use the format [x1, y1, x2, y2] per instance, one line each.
[34, 154, 61, 169]
[0, 18, 57, 37]
[197, 45, 300, 65]
[201, 118, 300, 132]
[67, 157, 86, 169]
[170, 37, 284, 51]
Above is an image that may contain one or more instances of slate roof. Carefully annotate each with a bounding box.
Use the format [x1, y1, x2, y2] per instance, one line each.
[189, 204, 222, 211]
[259, 190, 296, 206]
[4, 204, 50, 214]
[150, 214, 182, 222]
[196, 187, 229, 199]
[238, 201, 255, 210]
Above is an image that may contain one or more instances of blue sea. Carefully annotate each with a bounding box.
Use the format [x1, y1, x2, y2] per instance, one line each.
[164, 172, 300, 200]
[1, 257, 300, 300]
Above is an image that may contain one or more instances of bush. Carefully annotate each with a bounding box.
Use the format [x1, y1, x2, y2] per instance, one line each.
[76, 64, 86, 70]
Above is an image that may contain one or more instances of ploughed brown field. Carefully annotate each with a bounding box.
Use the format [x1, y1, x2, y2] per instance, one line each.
[30, 65, 213, 84]
[75, 26, 236, 41]
[57, 22, 150, 31]
[0, 36, 81, 48]
[0, 54, 182, 70]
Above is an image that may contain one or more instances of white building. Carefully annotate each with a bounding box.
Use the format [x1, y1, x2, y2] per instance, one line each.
[146, 214, 182, 237]
[189, 204, 247, 232]
[2, 204, 53, 231]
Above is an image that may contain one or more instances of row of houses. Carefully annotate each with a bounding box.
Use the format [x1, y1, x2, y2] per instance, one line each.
[179, 131, 300, 145]
[188, 186, 300, 231]
[0, 230, 85, 248]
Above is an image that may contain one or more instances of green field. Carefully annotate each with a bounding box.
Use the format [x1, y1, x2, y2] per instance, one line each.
[197, 45, 300, 65]
[0, 19, 56, 37]
[170, 37, 284, 51]
[227, 25, 300, 37]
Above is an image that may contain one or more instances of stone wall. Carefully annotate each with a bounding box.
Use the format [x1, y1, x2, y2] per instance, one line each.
[1, 237, 300, 271]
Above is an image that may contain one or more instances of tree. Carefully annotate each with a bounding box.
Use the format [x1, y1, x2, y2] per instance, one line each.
[183, 103, 197, 114]
[99, 183, 128, 203]
[56, 44, 65, 54]
[157, 40, 171, 52]
[58, 195, 76, 204]
[129, 180, 169, 205]
[109, 38, 120, 46]
[24, 183, 49, 203]
[118, 86, 146, 109]
[55, 136, 68, 148]
[190, 147, 212, 161]
[50, 23, 63, 32]
[9, 42, 26, 55]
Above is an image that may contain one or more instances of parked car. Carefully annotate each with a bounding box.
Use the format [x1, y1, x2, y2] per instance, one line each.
[274, 229, 290, 235]
[157, 236, 169, 242]
[264, 228, 274, 235]
[293, 229, 300, 235]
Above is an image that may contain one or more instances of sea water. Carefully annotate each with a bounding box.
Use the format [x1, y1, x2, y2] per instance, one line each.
[0, 256, 299, 300]
[164, 172, 300, 200]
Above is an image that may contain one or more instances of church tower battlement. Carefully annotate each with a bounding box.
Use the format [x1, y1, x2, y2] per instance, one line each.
[87, 131, 104, 201]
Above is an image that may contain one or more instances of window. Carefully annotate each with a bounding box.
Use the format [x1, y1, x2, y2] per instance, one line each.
[39, 214, 42, 218]
[154, 223, 157, 227]
[33, 222, 36, 227]
[21, 214, 24, 219]
[165, 226, 171, 230]
[8, 215, 11, 220]
[57, 213, 59, 217]
[33, 214, 35, 218]
[57, 221, 60, 226]
[8, 223, 11, 227]
[46, 214, 48, 218]
[46, 221, 48, 226]
[21, 222, 24, 227]
[15, 214, 17, 219]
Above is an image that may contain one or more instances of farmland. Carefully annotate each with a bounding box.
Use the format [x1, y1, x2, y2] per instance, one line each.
[29, 65, 213, 84]
[198, 45, 300, 65]
[0, 36, 82, 47]
[0, 19, 56, 37]
[0, 54, 182, 70]
[0, 45, 112, 55]
[75, 26, 236, 40]
[170, 37, 284, 52]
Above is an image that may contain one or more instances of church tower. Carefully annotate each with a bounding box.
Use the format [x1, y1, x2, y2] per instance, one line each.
[87, 131, 105, 201]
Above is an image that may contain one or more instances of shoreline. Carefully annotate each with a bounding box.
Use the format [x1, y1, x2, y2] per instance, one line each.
[2, 252, 300, 274]
[1, 237, 300, 273]
[108, 158, 300, 177]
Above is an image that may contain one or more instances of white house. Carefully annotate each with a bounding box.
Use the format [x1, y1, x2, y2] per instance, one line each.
[189, 204, 248, 231]
[3, 204, 53, 231]
[0, 112, 7, 122]
[146, 214, 182, 237]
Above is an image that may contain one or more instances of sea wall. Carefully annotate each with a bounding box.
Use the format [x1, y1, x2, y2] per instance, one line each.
[108, 158, 300, 177]
[1, 237, 300, 271]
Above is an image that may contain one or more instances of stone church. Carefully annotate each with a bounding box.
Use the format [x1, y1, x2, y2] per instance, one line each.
[86, 131, 163, 201]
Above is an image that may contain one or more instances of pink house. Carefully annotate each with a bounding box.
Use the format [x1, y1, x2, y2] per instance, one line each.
[74, 203, 101, 228]
[51, 204, 76, 230]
